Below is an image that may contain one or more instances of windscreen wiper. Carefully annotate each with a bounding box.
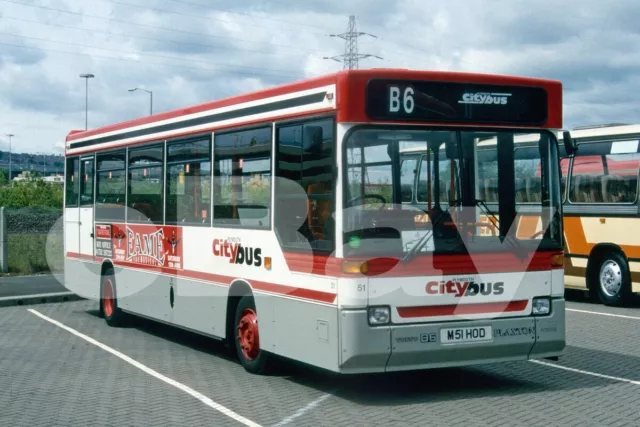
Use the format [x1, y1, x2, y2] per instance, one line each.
[473, 198, 528, 259]
[473, 198, 500, 233]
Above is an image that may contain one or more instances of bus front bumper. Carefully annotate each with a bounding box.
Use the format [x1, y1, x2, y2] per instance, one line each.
[339, 298, 566, 374]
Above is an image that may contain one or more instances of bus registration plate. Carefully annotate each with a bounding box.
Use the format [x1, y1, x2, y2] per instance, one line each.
[440, 326, 492, 344]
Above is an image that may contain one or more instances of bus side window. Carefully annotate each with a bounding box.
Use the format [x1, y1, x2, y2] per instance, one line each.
[213, 126, 272, 229]
[275, 118, 335, 252]
[166, 138, 211, 225]
[569, 144, 640, 204]
[127, 144, 164, 224]
[96, 150, 126, 222]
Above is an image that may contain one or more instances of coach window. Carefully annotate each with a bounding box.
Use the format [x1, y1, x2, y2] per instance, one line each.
[96, 150, 126, 222]
[65, 157, 80, 207]
[127, 144, 164, 223]
[213, 126, 271, 228]
[166, 138, 211, 225]
[569, 140, 640, 204]
[275, 118, 335, 252]
[474, 141, 543, 204]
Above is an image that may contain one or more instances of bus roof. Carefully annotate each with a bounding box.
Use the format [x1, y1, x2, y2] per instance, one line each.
[65, 68, 562, 156]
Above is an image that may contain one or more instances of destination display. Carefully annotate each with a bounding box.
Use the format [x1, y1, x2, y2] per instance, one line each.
[365, 79, 548, 125]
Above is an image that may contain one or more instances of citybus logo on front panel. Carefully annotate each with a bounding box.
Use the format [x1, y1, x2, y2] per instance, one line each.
[426, 280, 505, 297]
[459, 92, 511, 105]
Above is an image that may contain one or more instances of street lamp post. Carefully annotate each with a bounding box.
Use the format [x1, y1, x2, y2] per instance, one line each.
[5, 133, 13, 183]
[79, 73, 95, 130]
[128, 87, 153, 115]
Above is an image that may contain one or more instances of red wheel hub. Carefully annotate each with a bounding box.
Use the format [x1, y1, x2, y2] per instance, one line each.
[237, 308, 260, 361]
[103, 279, 114, 318]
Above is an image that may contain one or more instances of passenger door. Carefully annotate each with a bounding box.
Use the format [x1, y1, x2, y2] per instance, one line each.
[64, 157, 80, 256]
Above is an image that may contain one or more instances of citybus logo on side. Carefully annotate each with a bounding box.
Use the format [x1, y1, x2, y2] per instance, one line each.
[212, 238, 263, 267]
[458, 92, 511, 105]
[426, 280, 505, 297]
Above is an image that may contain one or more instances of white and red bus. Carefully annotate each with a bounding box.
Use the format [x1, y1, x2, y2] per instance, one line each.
[63, 69, 566, 375]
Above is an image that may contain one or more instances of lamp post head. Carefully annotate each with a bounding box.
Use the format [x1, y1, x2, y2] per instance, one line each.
[79, 73, 95, 79]
[129, 87, 151, 94]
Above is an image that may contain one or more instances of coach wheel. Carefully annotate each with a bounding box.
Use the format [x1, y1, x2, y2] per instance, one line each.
[234, 295, 270, 374]
[593, 252, 632, 307]
[101, 267, 127, 327]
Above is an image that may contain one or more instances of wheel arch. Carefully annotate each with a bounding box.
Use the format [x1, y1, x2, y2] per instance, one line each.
[586, 243, 628, 291]
[225, 279, 254, 344]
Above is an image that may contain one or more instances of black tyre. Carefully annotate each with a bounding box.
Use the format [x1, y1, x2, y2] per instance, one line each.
[100, 267, 127, 327]
[234, 295, 270, 374]
[592, 251, 632, 307]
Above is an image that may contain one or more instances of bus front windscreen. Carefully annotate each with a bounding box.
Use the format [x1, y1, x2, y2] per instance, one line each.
[342, 127, 563, 257]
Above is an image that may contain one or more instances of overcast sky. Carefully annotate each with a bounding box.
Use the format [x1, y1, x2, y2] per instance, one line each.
[1, 0, 639, 154]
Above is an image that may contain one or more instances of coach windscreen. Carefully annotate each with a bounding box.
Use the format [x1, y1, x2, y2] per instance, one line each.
[342, 128, 563, 257]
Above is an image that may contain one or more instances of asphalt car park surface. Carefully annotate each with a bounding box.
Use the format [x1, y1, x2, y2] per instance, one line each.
[1, 295, 639, 427]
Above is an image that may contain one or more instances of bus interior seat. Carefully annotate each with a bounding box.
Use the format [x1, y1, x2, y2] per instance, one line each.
[577, 175, 601, 203]
[515, 178, 527, 202]
[623, 175, 638, 202]
[574, 175, 588, 202]
[570, 175, 582, 202]
[601, 175, 615, 203]
[588, 175, 603, 203]
[526, 177, 541, 203]
[605, 175, 634, 203]
[485, 178, 498, 202]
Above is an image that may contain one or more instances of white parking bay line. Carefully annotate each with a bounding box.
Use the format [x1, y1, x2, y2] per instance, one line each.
[566, 308, 640, 320]
[530, 360, 640, 386]
[28, 309, 263, 427]
[272, 393, 333, 427]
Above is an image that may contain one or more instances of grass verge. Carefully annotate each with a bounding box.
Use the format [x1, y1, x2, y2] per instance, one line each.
[7, 233, 63, 275]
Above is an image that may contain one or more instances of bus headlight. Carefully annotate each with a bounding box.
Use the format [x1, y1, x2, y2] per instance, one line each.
[532, 297, 551, 315]
[368, 306, 390, 325]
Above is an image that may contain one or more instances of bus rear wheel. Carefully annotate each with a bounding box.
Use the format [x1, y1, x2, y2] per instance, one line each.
[593, 252, 632, 307]
[234, 295, 270, 374]
[101, 267, 127, 327]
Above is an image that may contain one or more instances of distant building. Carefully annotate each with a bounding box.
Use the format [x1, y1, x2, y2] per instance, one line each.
[12, 171, 64, 184]
[44, 175, 64, 185]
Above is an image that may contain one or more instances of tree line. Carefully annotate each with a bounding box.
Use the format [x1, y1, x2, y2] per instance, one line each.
[0, 170, 63, 209]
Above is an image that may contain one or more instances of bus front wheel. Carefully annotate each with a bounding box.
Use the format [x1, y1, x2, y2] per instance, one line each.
[593, 252, 632, 307]
[234, 295, 270, 374]
[101, 267, 127, 327]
